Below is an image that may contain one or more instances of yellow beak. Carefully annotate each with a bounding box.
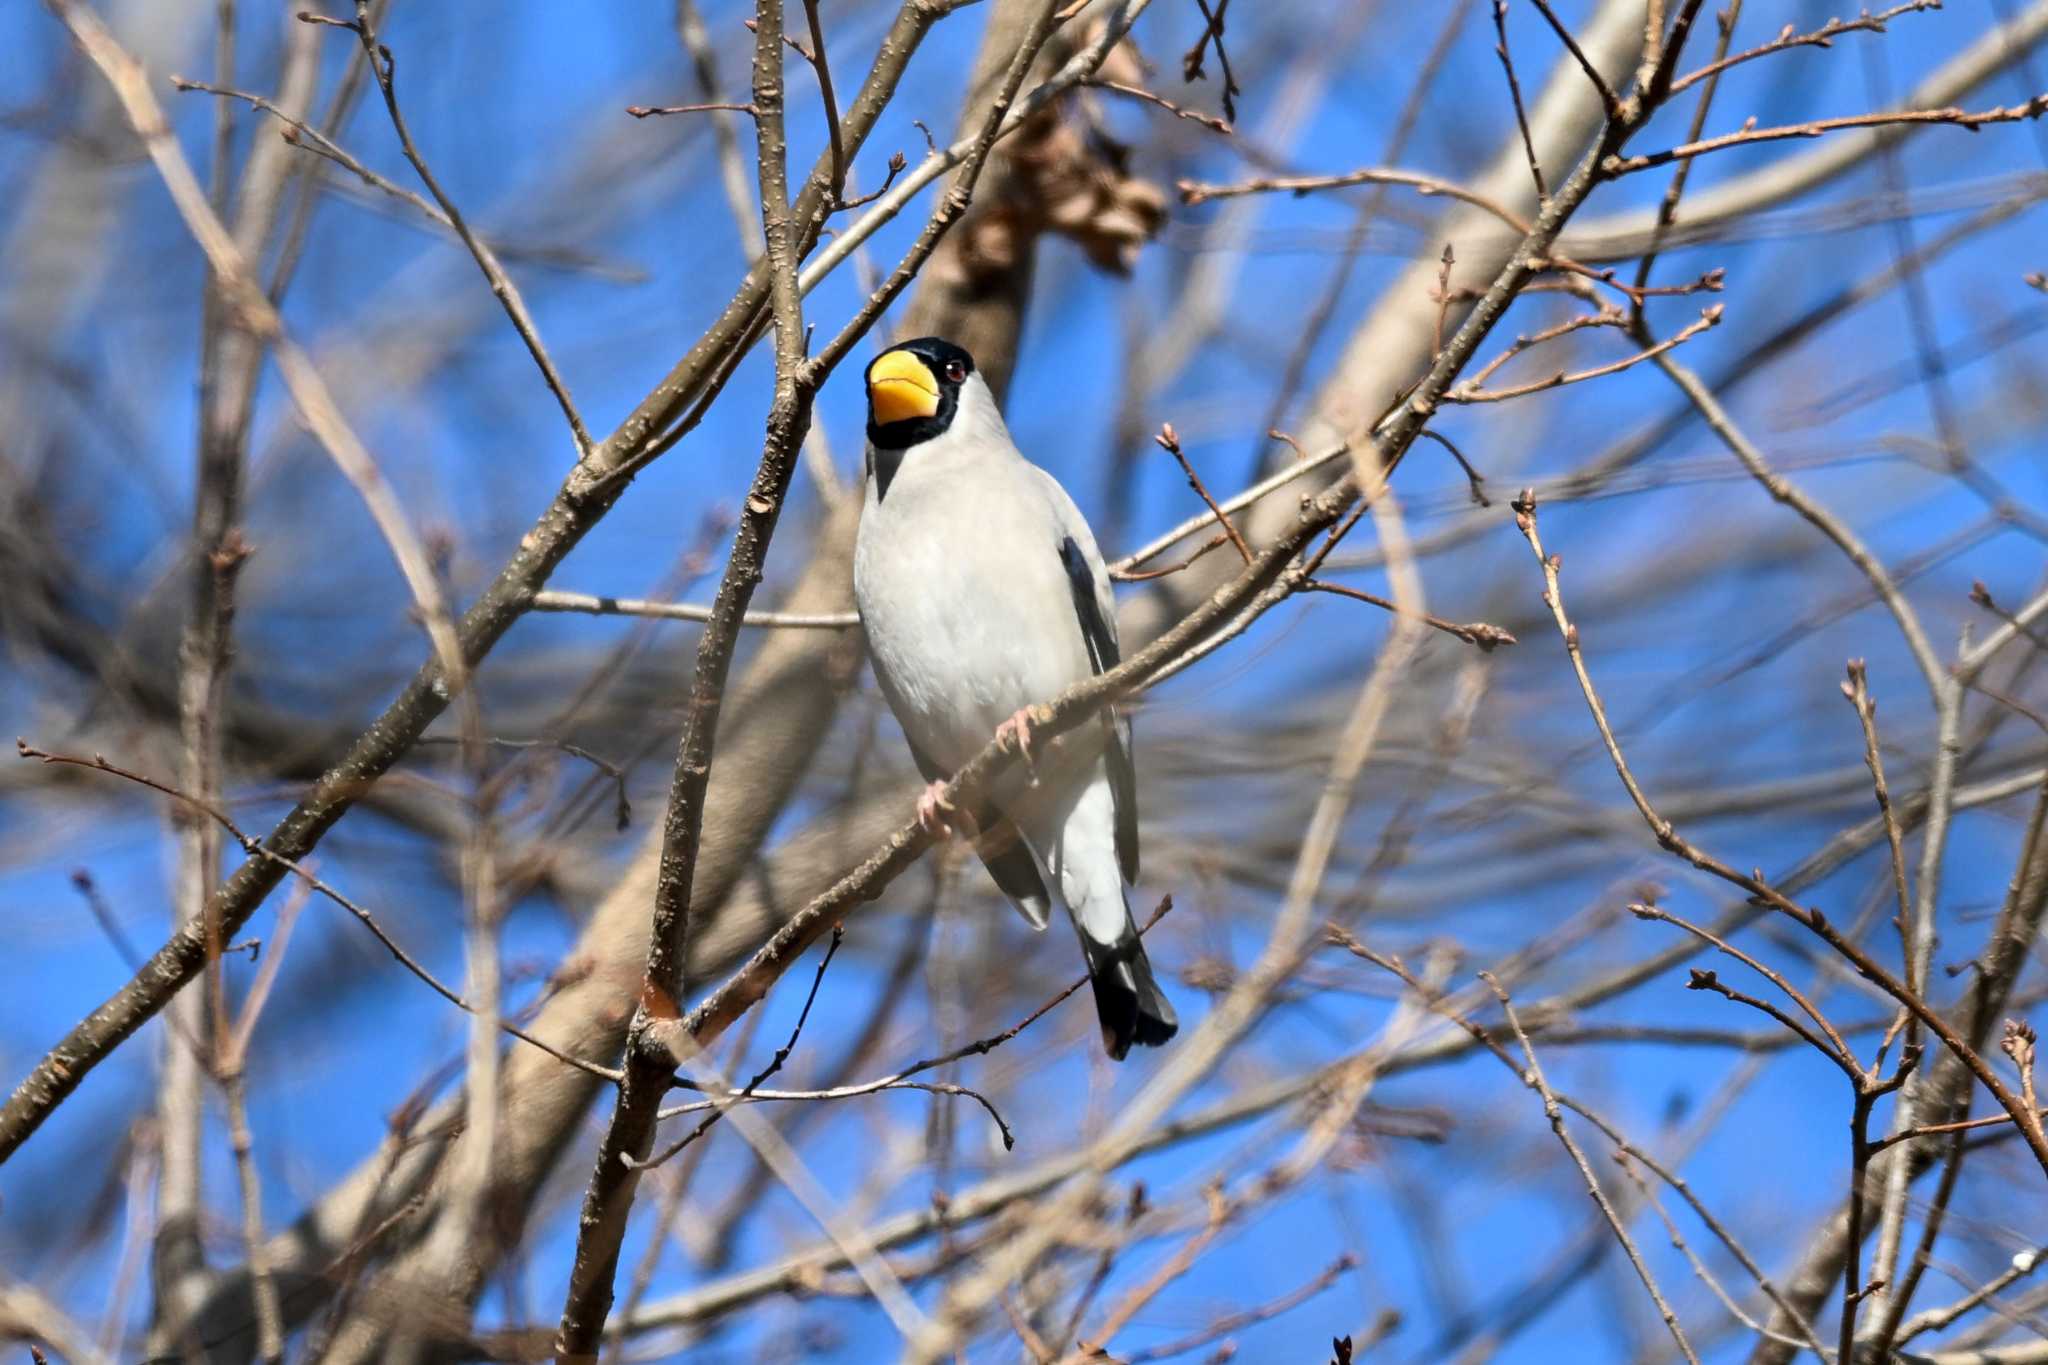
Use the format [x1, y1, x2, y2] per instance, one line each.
[867, 349, 940, 425]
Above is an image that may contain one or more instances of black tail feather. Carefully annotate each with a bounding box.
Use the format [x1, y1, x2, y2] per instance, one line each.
[1079, 930, 1178, 1061]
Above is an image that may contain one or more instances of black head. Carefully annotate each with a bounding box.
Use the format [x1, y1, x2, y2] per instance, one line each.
[864, 337, 977, 452]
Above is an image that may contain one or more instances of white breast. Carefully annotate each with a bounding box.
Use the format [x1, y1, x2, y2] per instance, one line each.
[854, 435, 1094, 775]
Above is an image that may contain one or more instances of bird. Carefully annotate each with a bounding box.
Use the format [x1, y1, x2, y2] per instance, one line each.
[852, 335, 1178, 1060]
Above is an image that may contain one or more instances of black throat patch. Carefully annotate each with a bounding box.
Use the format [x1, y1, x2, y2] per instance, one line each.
[867, 442, 909, 501]
[865, 337, 977, 501]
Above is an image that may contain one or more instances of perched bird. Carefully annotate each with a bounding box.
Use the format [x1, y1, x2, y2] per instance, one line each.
[853, 336, 1178, 1060]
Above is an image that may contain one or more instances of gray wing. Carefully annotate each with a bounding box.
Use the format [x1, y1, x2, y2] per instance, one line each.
[1051, 519, 1139, 885]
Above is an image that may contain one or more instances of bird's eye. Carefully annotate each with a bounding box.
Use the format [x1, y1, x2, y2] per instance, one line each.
[944, 360, 967, 383]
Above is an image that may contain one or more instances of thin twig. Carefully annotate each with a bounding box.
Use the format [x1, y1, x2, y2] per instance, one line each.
[1432, 241, 1457, 362]
[159, 11, 248, 1332]
[1493, 0, 1548, 201]
[1528, 0, 1622, 115]
[1511, 491, 2048, 1178]
[1047, 1185, 1146, 1358]
[1445, 304, 1721, 402]
[1156, 422, 1250, 563]
[1081, 76, 1232, 133]
[1894, 1244, 2048, 1344]
[1630, 0, 1739, 308]
[1180, 165, 1530, 227]
[530, 588, 859, 629]
[1627, 903, 1859, 1076]
[14, 741, 624, 1085]
[675, 0, 766, 260]
[673, 1043, 931, 1339]
[413, 734, 634, 831]
[51, 0, 468, 699]
[1606, 93, 2048, 174]
[1109, 531, 1233, 582]
[1304, 580, 1516, 652]
[800, 0, 846, 200]
[327, 2, 593, 456]
[1872, 1105, 2048, 1153]
[657, 900, 1176, 1148]
[627, 99, 756, 117]
[790, 0, 1164, 308]
[1480, 972, 1701, 1364]
[1969, 581, 2048, 663]
[1459, 303, 1627, 390]
[1181, 0, 1238, 120]
[834, 150, 907, 210]
[171, 76, 443, 229]
[1066, 1183, 1232, 1361]
[1416, 429, 1492, 507]
[1665, 0, 1945, 99]
[635, 928, 852, 1165]
[1120, 1253, 1358, 1362]
[1844, 659, 1917, 1042]
[211, 890, 301, 1365]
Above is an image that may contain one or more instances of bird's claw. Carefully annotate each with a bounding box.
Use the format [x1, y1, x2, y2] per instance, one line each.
[996, 708, 1038, 775]
[917, 781, 966, 840]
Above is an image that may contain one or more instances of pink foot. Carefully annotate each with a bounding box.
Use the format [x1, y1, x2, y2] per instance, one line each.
[995, 707, 1038, 775]
[917, 780, 961, 839]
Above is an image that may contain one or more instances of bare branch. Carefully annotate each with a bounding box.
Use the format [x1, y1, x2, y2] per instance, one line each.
[1665, 1, 1946, 99]
[1445, 303, 1721, 402]
[529, 588, 858, 629]
[318, 3, 593, 455]
[1608, 93, 2048, 174]
[1480, 973, 1701, 1364]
